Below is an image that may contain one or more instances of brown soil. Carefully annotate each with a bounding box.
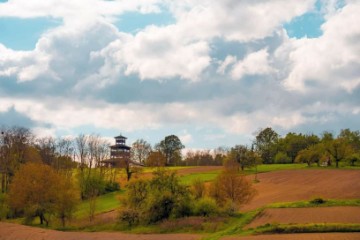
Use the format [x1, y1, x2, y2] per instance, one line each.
[223, 232, 360, 240]
[241, 169, 360, 211]
[0, 222, 202, 240]
[246, 206, 360, 229]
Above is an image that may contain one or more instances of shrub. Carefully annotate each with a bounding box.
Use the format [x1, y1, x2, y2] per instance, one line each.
[274, 152, 292, 164]
[104, 181, 120, 193]
[194, 198, 218, 217]
[0, 194, 9, 220]
[191, 178, 206, 199]
[146, 192, 175, 223]
[118, 207, 140, 227]
[121, 169, 192, 224]
[209, 170, 256, 208]
[171, 196, 193, 218]
[310, 197, 326, 204]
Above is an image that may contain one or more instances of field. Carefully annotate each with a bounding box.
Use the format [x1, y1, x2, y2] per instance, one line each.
[1, 164, 360, 239]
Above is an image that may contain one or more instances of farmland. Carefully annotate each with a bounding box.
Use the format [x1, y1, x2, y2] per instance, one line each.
[1, 164, 360, 240]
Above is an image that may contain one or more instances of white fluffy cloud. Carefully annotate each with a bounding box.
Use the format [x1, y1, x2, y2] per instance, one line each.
[230, 49, 275, 80]
[280, 1, 360, 92]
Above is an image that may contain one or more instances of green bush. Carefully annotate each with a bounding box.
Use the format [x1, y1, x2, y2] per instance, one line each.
[274, 152, 292, 164]
[171, 196, 193, 218]
[104, 181, 120, 193]
[118, 207, 140, 227]
[194, 198, 218, 217]
[146, 192, 175, 223]
[310, 197, 326, 204]
[121, 169, 192, 224]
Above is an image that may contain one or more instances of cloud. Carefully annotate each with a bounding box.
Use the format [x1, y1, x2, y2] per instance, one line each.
[230, 49, 275, 80]
[167, 0, 316, 42]
[280, 1, 360, 92]
[1, 0, 360, 149]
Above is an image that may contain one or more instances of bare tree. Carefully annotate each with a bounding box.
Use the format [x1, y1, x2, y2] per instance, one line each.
[131, 139, 151, 164]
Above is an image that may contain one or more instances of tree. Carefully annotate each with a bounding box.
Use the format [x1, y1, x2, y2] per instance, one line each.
[119, 169, 191, 225]
[55, 177, 79, 227]
[254, 127, 279, 164]
[279, 133, 320, 163]
[227, 145, 255, 171]
[131, 139, 152, 164]
[209, 170, 256, 208]
[156, 135, 184, 166]
[325, 138, 353, 168]
[295, 144, 323, 167]
[1, 126, 34, 193]
[146, 150, 166, 167]
[8, 163, 78, 226]
[274, 151, 291, 164]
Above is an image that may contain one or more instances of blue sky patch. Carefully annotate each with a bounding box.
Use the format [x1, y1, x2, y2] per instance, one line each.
[0, 17, 61, 50]
[115, 10, 175, 33]
[284, 11, 325, 39]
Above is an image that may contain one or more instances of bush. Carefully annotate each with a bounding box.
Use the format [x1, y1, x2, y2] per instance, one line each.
[121, 169, 192, 224]
[310, 197, 326, 205]
[104, 181, 120, 193]
[0, 194, 10, 220]
[118, 207, 140, 227]
[171, 196, 193, 218]
[209, 170, 256, 208]
[194, 198, 218, 217]
[191, 178, 206, 199]
[274, 152, 292, 164]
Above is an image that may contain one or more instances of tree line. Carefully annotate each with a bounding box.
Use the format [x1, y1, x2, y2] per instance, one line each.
[130, 128, 360, 169]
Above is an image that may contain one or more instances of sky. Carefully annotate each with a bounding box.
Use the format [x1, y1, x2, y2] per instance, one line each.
[0, 0, 359, 149]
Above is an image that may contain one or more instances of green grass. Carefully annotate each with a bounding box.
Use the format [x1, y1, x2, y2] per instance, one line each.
[267, 199, 360, 208]
[254, 223, 360, 234]
[179, 170, 221, 185]
[203, 210, 263, 240]
[179, 164, 308, 185]
[244, 163, 308, 175]
[74, 190, 125, 219]
[141, 166, 193, 173]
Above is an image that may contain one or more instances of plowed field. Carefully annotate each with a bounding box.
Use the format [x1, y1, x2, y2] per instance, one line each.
[242, 169, 360, 210]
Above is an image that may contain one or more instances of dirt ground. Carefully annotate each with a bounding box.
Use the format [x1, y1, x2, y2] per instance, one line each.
[1, 222, 360, 240]
[246, 206, 360, 229]
[241, 169, 360, 211]
[0, 222, 202, 240]
[223, 233, 360, 240]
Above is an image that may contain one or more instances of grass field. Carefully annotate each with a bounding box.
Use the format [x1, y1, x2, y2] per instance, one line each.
[74, 190, 125, 219]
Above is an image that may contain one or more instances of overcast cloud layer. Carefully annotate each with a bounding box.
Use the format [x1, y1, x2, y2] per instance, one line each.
[0, 0, 359, 148]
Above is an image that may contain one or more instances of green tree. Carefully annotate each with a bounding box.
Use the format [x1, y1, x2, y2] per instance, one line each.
[156, 135, 184, 166]
[279, 133, 320, 163]
[295, 144, 323, 167]
[119, 169, 191, 225]
[325, 138, 354, 168]
[227, 145, 256, 171]
[254, 127, 279, 164]
[274, 151, 291, 164]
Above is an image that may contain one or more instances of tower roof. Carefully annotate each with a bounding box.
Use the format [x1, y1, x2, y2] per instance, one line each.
[114, 134, 127, 139]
